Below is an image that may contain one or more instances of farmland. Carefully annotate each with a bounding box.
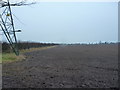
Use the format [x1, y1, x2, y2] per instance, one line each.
[2, 43, 118, 88]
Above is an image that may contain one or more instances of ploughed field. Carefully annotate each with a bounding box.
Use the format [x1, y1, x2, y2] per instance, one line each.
[2, 44, 118, 88]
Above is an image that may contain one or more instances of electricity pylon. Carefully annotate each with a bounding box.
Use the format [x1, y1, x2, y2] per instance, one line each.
[0, 0, 19, 55]
[0, 0, 35, 55]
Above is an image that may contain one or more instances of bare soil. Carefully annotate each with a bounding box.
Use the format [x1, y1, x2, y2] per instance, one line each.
[2, 44, 118, 88]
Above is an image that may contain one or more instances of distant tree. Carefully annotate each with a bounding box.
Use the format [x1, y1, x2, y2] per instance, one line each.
[105, 42, 108, 44]
[99, 41, 102, 44]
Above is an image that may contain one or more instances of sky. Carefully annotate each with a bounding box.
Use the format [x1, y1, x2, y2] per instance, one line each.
[1, 2, 118, 44]
[1, 0, 119, 2]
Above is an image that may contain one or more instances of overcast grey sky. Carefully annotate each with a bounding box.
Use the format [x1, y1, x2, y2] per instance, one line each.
[4, 2, 118, 44]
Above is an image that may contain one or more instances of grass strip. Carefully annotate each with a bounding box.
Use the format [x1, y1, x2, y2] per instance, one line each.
[1, 46, 56, 63]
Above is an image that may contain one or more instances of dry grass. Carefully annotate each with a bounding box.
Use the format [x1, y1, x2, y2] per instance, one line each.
[20, 46, 56, 53]
[2, 53, 25, 64]
[1, 46, 57, 63]
[0, 53, 2, 63]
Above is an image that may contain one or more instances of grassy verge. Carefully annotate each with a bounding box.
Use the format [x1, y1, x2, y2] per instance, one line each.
[20, 46, 56, 53]
[2, 53, 25, 63]
[1, 46, 56, 63]
[0, 53, 2, 63]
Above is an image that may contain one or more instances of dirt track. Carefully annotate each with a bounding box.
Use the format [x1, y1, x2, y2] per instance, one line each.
[2, 44, 118, 88]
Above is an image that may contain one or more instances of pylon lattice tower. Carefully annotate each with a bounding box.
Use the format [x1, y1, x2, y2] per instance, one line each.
[0, 0, 19, 55]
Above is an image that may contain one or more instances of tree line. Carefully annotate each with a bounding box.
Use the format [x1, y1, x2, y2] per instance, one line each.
[1, 41, 59, 53]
